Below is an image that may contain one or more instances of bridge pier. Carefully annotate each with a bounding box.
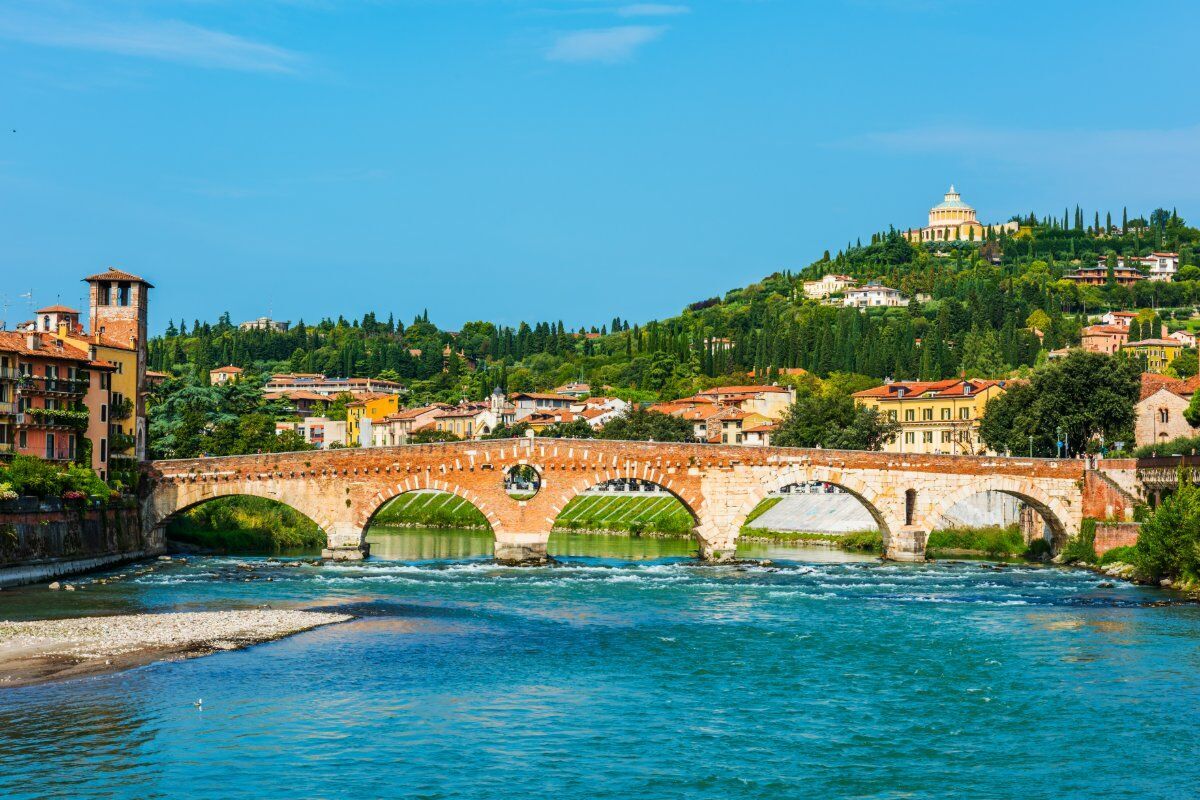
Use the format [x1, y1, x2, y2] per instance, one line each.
[494, 532, 550, 565]
[321, 524, 370, 561]
[884, 525, 927, 562]
[697, 533, 737, 562]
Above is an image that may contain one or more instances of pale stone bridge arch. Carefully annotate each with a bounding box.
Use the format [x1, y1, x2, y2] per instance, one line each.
[142, 440, 1125, 563]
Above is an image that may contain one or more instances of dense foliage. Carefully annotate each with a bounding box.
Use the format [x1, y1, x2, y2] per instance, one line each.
[166, 496, 325, 552]
[978, 351, 1140, 457]
[773, 377, 899, 450]
[148, 377, 312, 459]
[1130, 482, 1200, 582]
[0, 456, 110, 500]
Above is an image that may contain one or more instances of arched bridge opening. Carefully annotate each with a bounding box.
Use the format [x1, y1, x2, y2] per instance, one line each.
[548, 477, 700, 561]
[732, 479, 888, 557]
[361, 488, 495, 562]
[158, 494, 328, 555]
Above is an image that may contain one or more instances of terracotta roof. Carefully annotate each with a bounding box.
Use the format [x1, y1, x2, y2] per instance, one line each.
[83, 268, 153, 287]
[698, 385, 791, 395]
[35, 305, 79, 314]
[210, 365, 244, 374]
[0, 331, 91, 362]
[1140, 373, 1185, 401]
[743, 423, 778, 433]
[854, 379, 1004, 400]
[580, 408, 609, 420]
[1126, 339, 1181, 347]
[145, 369, 169, 378]
[1082, 325, 1128, 336]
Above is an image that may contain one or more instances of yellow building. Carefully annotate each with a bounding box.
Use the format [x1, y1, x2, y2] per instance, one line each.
[1124, 339, 1184, 374]
[347, 393, 403, 446]
[852, 378, 1009, 455]
[902, 186, 1020, 244]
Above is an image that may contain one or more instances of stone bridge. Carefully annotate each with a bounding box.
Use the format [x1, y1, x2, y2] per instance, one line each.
[141, 439, 1132, 563]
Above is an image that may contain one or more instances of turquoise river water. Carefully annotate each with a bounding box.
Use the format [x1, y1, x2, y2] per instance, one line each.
[2, 527, 1200, 799]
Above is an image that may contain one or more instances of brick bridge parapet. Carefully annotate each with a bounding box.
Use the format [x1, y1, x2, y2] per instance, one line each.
[142, 439, 1100, 563]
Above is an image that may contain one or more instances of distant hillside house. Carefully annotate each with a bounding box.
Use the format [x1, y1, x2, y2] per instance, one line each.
[1099, 310, 1139, 328]
[1124, 339, 1184, 374]
[902, 186, 1019, 244]
[1065, 264, 1143, 286]
[239, 316, 290, 332]
[802, 273, 857, 300]
[1080, 325, 1128, 356]
[843, 281, 909, 308]
[209, 365, 243, 385]
[1094, 253, 1179, 282]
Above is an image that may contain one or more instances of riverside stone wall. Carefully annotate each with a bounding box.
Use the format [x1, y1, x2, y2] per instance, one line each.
[0, 507, 162, 587]
[1094, 522, 1141, 556]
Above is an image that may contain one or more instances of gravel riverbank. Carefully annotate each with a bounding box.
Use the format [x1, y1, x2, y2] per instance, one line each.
[0, 609, 352, 688]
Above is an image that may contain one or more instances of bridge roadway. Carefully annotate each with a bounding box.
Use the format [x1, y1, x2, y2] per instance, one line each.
[141, 439, 1132, 563]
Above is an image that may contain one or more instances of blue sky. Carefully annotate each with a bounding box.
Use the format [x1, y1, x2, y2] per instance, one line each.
[3, 0, 1199, 334]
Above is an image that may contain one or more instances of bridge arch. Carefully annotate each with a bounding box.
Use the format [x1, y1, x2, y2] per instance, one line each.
[144, 485, 333, 551]
[719, 465, 897, 558]
[541, 464, 703, 540]
[924, 476, 1075, 551]
[353, 478, 505, 535]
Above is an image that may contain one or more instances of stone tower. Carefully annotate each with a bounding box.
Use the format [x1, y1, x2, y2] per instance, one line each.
[84, 268, 153, 460]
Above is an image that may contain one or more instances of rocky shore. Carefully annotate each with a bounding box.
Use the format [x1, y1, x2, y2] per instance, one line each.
[0, 609, 351, 688]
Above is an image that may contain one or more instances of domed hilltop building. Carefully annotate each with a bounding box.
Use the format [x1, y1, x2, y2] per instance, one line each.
[902, 186, 1019, 243]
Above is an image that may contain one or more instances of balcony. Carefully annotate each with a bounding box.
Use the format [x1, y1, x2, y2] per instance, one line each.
[16, 408, 90, 430]
[0, 368, 17, 381]
[0, 401, 16, 416]
[18, 374, 90, 396]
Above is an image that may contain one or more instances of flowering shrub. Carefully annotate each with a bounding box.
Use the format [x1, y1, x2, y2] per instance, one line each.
[62, 490, 87, 502]
[0, 482, 17, 502]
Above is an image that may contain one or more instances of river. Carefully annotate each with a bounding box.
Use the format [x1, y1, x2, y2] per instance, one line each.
[2, 527, 1200, 798]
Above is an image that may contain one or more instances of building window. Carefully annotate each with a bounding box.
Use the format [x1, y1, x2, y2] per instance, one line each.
[100, 438, 107, 462]
[904, 432, 915, 444]
[959, 408, 971, 420]
[941, 408, 951, 420]
[941, 431, 952, 443]
[922, 409, 933, 421]
[905, 410, 915, 422]
[1159, 408, 1170, 424]
[923, 432, 933, 444]
[888, 410, 897, 421]
[101, 404, 108, 423]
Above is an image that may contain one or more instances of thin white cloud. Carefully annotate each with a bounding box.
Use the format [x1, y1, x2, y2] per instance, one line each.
[847, 124, 1200, 165]
[0, 9, 301, 73]
[546, 25, 666, 63]
[616, 4, 690, 16]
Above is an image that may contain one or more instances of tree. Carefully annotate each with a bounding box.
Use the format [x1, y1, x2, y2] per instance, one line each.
[979, 351, 1140, 456]
[1184, 390, 1200, 428]
[1169, 350, 1199, 380]
[773, 386, 899, 451]
[597, 408, 693, 442]
[1133, 482, 1200, 581]
[958, 327, 1009, 378]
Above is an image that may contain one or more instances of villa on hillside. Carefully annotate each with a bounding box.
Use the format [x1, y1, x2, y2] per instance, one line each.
[902, 186, 1020, 244]
[802, 273, 857, 300]
[843, 282, 909, 308]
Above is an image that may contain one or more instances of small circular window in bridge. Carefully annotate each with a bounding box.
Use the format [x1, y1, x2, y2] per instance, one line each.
[504, 464, 541, 500]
